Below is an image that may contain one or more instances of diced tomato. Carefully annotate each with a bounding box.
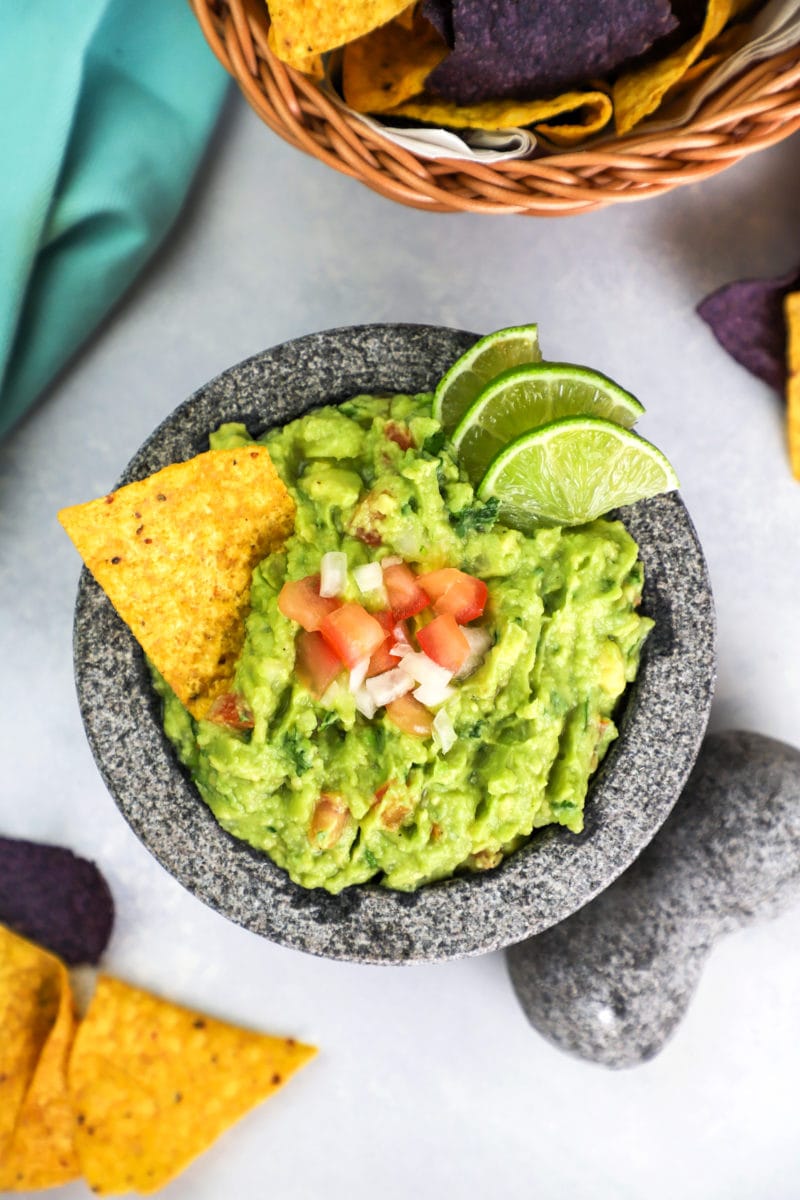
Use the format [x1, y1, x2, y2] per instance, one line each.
[375, 610, 395, 634]
[373, 782, 391, 803]
[385, 694, 434, 739]
[417, 613, 470, 673]
[206, 692, 254, 730]
[366, 638, 398, 678]
[278, 574, 339, 632]
[417, 567, 488, 623]
[383, 563, 429, 620]
[295, 630, 342, 698]
[310, 793, 349, 849]
[365, 611, 409, 676]
[319, 603, 387, 669]
[392, 619, 411, 646]
[385, 421, 414, 450]
[376, 609, 411, 642]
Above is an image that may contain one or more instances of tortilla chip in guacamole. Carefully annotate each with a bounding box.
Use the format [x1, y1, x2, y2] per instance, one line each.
[58, 446, 294, 720]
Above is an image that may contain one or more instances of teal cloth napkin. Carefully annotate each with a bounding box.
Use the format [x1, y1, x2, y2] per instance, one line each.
[0, 0, 228, 440]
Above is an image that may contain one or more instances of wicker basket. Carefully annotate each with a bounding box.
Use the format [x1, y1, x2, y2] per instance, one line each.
[190, 0, 800, 216]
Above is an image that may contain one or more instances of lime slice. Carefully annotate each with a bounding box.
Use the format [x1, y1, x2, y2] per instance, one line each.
[433, 324, 541, 432]
[452, 362, 644, 483]
[477, 416, 679, 530]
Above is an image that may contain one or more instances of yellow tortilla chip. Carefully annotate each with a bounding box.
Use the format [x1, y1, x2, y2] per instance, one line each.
[614, 0, 748, 134]
[267, 0, 411, 69]
[68, 976, 317, 1195]
[0, 949, 80, 1190]
[784, 292, 800, 480]
[394, 3, 418, 30]
[386, 89, 613, 136]
[666, 21, 750, 94]
[288, 47, 325, 78]
[58, 446, 294, 720]
[343, 8, 447, 114]
[0, 926, 64, 1160]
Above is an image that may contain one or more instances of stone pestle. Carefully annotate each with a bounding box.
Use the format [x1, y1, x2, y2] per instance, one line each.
[506, 730, 800, 1067]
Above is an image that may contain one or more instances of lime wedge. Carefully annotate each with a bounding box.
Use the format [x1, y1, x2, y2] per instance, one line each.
[477, 416, 679, 531]
[452, 362, 644, 483]
[433, 324, 541, 432]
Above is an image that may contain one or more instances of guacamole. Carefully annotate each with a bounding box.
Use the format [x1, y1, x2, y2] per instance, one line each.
[155, 393, 652, 893]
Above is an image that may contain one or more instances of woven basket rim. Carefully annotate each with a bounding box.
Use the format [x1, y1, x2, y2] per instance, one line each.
[190, 0, 800, 215]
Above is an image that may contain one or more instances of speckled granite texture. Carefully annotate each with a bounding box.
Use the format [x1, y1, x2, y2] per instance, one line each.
[73, 324, 716, 964]
[507, 731, 800, 1066]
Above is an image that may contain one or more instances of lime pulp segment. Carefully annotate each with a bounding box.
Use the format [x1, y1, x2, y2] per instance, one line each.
[432, 324, 541, 433]
[451, 361, 645, 483]
[477, 416, 679, 531]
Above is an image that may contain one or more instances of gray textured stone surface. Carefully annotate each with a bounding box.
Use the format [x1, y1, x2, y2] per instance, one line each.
[73, 324, 716, 964]
[507, 730, 800, 1066]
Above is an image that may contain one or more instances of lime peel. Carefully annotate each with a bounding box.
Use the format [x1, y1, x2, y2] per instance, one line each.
[477, 416, 679, 530]
[452, 361, 645, 483]
[433, 324, 541, 432]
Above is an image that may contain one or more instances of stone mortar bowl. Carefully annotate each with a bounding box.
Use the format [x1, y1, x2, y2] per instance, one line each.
[73, 324, 716, 964]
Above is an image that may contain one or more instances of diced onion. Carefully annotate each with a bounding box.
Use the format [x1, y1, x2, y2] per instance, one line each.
[397, 651, 453, 689]
[389, 641, 412, 658]
[353, 686, 377, 719]
[455, 625, 493, 679]
[320, 551, 348, 598]
[413, 679, 455, 708]
[433, 708, 457, 754]
[365, 668, 414, 707]
[353, 561, 388, 605]
[353, 562, 384, 593]
[381, 555, 403, 568]
[349, 656, 370, 693]
[394, 528, 419, 558]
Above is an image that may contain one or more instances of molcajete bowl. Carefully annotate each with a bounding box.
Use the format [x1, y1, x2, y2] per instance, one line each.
[73, 324, 716, 964]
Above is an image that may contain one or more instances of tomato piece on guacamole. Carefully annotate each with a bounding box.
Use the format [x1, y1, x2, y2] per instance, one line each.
[206, 692, 254, 730]
[319, 603, 387, 668]
[385, 693, 435, 739]
[295, 631, 343, 698]
[382, 562, 430, 619]
[417, 567, 488, 622]
[417, 613, 471, 673]
[278, 574, 339, 631]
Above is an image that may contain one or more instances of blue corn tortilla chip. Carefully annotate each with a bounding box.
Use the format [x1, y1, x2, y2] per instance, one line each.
[0, 836, 114, 965]
[425, 0, 678, 105]
[697, 265, 800, 392]
[422, 0, 453, 45]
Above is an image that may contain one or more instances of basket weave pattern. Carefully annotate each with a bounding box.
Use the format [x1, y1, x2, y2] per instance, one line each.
[190, 0, 800, 215]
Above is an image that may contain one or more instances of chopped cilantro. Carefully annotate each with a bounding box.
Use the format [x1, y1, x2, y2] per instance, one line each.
[319, 711, 339, 731]
[363, 848, 379, 870]
[422, 430, 446, 456]
[283, 730, 313, 775]
[451, 497, 500, 538]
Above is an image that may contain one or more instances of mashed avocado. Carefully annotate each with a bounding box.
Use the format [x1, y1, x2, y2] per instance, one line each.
[155, 393, 652, 893]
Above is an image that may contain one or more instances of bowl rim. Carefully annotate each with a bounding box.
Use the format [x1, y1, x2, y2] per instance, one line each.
[73, 322, 717, 964]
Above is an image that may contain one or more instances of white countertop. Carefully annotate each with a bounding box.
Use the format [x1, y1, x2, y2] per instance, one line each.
[2, 93, 800, 1199]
